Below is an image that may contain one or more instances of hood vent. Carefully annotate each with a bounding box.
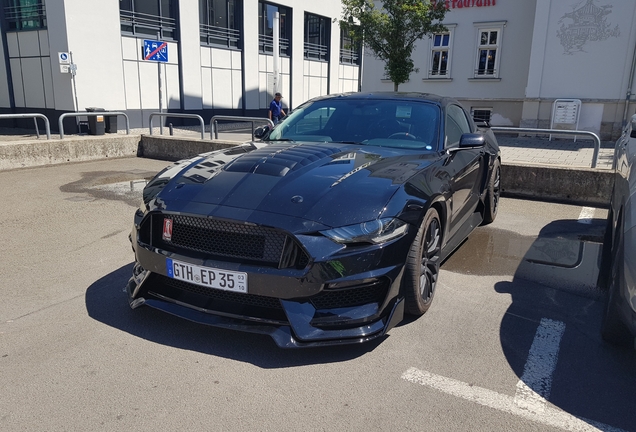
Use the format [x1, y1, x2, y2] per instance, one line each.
[224, 143, 343, 177]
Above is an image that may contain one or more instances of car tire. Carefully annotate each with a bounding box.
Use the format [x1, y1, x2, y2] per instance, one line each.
[481, 159, 501, 226]
[601, 233, 633, 346]
[404, 207, 442, 316]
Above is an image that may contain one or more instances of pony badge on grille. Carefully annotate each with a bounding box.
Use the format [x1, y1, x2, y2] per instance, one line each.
[162, 218, 173, 241]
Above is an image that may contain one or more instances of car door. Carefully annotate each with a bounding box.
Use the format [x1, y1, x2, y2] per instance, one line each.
[443, 104, 485, 238]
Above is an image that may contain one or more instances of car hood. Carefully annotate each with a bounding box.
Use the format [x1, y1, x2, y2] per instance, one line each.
[153, 142, 437, 228]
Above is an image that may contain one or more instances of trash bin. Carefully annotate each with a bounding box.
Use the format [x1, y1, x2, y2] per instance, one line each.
[105, 114, 118, 134]
[78, 121, 90, 134]
[86, 107, 105, 136]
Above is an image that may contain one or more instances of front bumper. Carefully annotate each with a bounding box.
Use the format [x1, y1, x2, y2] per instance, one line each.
[127, 215, 414, 348]
[126, 275, 405, 348]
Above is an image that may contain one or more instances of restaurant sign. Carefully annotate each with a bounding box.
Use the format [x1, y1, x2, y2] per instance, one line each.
[445, 0, 496, 8]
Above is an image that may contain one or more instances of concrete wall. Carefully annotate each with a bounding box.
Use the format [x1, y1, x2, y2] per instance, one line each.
[339, 64, 359, 93]
[303, 60, 328, 101]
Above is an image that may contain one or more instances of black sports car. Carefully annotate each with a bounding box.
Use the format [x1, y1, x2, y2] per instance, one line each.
[127, 92, 501, 348]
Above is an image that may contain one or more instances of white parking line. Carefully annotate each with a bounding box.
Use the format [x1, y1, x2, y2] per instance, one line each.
[513, 318, 565, 413]
[578, 207, 596, 224]
[401, 318, 626, 432]
[401, 368, 624, 432]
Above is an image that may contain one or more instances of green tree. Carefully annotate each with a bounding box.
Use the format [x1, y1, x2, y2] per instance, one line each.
[341, 0, 448, 91]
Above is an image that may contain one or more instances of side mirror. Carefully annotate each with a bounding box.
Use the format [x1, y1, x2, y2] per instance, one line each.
[459, 133, 485, 148]
[254, 125, 270, 140]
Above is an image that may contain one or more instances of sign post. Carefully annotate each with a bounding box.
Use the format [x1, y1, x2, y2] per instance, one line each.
[143, 39, 168, 134]
[59, 51, 79, 128]
[550, 99, 582, 141]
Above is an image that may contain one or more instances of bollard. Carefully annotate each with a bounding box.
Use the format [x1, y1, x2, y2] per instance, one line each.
[169, 123, 174, 136]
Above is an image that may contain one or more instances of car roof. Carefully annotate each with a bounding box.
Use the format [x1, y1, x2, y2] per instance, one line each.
[309, 92, 455, 107]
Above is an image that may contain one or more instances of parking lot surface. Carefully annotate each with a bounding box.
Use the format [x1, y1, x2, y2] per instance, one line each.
[1, 157, 634, 432]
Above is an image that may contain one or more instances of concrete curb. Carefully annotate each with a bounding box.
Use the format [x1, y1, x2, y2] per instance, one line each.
[139, 135, 240, 161]
[501, 162, 612, 207]
[0, 134, 614, 208]
[0, 135, 141, 171]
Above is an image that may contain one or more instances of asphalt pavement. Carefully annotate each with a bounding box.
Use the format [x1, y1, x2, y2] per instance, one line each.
[1, 157, 634, 432]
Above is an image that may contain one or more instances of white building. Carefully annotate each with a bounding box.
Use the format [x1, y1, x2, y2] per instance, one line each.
[361, 0, 636, 140]
[0, 0, 361, 131]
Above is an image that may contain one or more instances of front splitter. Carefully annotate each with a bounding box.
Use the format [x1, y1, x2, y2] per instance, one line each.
[132, 295, 405, 349]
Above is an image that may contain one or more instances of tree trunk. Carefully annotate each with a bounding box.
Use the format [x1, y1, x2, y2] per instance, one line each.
[394, 82, 399, 92]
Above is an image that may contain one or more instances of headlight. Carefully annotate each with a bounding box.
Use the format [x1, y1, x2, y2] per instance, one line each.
[321, 218, 409, 244]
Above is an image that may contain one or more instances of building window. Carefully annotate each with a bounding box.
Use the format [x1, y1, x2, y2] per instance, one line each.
[430, 33, 451, 77]
[3, 0, 46, 31]
[258, 1, 291, 56]
[339, 28, 360, 65]
[120, 0, 178, 41]
[471, 108, 492, 125]
[304, 13, 329, 61]
[474, 23, 504, 78]
[199, 0, 241, 48]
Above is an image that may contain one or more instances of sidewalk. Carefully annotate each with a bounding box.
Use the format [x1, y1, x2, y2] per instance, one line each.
[0, 125, 616, 170]
[496, 135, 615, 170]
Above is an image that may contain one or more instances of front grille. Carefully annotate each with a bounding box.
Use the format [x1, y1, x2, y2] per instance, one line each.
[161, 275, 283, 310]
[310, 279, 389, 310]
[170, 215, 284, 261]
[144, 274, 389, 326]
[149, 274, 288, 323]
[149, 214, 309, 269]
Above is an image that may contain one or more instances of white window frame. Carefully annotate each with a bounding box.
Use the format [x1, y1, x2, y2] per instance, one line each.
[473, 21, 505, 79]
[428, 24, 456, 79]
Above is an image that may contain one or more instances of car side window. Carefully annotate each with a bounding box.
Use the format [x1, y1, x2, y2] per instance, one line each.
[445, 105, 472, 148]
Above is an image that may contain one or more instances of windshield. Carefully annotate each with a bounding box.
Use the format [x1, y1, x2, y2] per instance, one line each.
[267, 98, 440, 150]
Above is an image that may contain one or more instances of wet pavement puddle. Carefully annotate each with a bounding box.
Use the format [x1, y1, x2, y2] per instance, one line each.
[442, 224, 605, 298]
[60, 170, 156, 207]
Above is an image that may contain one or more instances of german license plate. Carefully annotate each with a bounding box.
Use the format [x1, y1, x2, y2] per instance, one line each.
[166, 258, 247, 293]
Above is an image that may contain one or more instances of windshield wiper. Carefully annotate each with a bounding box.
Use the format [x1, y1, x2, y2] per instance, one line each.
[268, 138, 295, 142]
[335, 141, 365, 145]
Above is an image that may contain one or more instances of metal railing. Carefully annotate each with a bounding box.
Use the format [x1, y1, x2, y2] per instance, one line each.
[304, 42, 328, 61]
[474, 69, 497, 77]
[58, 112, 130, 139]
[339, 48, 360, 65]
[0, 113, 51, 140]
[210, 116, 274, 141]
[149, 113, 205, 140]
[259, 34, 290, 56]
[490, 127, 602, 169]
[200, 24, 241, 48]
[120, 10, 177, 40]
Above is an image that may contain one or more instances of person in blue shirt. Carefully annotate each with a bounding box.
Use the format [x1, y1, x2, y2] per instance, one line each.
[268, 92, 286, 125]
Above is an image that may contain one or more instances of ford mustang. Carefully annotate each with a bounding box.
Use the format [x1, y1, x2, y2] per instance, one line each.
[126, 92, 501, 348]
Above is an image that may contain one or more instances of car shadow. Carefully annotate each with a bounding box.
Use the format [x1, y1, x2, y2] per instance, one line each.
[84, 263, 383, 367]
[444, 218, 636, 431]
